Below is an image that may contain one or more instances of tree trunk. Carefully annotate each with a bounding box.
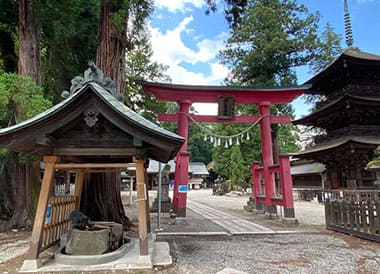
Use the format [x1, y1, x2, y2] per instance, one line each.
[2, 0, 42, 228]
[80, 173, 133, 229]
[80, 1, 133, 230]
[18, 0, 40, 84]
[96, 1, 129, 101]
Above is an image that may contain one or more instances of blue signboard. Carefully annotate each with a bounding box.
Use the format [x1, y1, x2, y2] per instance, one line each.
[178, 185, 188, 193]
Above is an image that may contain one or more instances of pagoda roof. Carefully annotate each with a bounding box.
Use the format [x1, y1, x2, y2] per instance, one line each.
[293, 94, 380, 126]
[140, 81, 310, 104]
[0, 82, 184, 163]
[304, 48, 380, 94]
[292, 136, 380, 159]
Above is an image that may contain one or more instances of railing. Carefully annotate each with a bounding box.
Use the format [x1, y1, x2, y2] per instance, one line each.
[40, 195, 78, 251]
[324, 190, 380, 242]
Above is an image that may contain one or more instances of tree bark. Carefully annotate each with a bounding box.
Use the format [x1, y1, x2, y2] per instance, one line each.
[80, 1, 133, 230]
[80, 173, 133, 229]
[2, 0, 42, 228]
[18, 0, 40, 84]
[96, 1, 129, 101]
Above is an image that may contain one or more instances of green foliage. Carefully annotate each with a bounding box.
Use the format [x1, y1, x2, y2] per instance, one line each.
[0, 73, 51, 166]
[0, 73, 52, 126]
[187, 122, 213, 163]
[212, 123, 261, 183]
[35, 0, 99, 102]
[219, 0, 321, 87]
[305, 22, 342, 106]
[310, 22, 342, 74]
[230, 145, 247, 189]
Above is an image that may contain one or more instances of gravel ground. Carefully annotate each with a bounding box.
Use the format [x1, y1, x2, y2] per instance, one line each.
[163, 232, 380, 274]
[0, 189, 379, 274]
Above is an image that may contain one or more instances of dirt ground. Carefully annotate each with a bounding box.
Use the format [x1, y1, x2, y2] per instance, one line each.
[0, 190, 379, 273]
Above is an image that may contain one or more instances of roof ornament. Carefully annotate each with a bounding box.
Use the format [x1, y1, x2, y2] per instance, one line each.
[344, 0, 354, 47]
[61, 61, 118, 100]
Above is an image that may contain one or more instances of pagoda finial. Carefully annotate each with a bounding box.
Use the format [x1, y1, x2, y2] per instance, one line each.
[344, 0, 354, 47]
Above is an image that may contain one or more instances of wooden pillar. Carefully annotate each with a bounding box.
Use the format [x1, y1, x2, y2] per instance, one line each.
[74, 169, 85, 209]
[27, 156, 60, 260]
[135, 158, 149, 256]
[258, 102, 277, 215]
[144, 166, 151, 233]
[252, 162, 264, 210]
[173, 99, 191, 217]
[279, 155, 295, 218]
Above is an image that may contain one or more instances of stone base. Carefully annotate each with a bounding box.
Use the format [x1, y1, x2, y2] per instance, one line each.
[243, 198, 255, 212]
[265, 205, 278, 219]
[150, 199, 172, 213]
[254, 202, 265, 211]
[172, 205, 186, 218]
[252, 209, 265, 215]
[243, 205, 252, 212]
[20, 259, 42, 272]
[281, 217, 299, 226]
[283, 208, 295, 218]
[55, 239, 134, 265]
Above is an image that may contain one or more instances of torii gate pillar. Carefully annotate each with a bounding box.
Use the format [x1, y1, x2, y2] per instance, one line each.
[258, 102, 277, 215]
[173, 100, 191, 217]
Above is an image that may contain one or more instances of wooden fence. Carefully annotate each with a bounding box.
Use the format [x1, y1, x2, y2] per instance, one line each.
[40, 195, 78, 251]
[324, 190, 380, 242]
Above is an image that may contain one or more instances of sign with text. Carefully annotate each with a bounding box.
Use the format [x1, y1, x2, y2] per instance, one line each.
[178, 185, 188, 193]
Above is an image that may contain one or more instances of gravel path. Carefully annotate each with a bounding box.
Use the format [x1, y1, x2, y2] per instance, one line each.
[165, 233, 380, 274]
[0, 190, 379, 274]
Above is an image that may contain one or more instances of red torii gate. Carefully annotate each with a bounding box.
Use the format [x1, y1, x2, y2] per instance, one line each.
[141, 81, 309, 218]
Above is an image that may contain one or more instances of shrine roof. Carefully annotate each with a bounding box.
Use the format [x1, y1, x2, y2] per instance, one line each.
[293, 94, 380, 126]
[304, 48, 380, 91]
[140, 81, 310, 104]
[292, 136, 380, 158]
[291, 162, 325, 176]
[0, 81, 185, 163]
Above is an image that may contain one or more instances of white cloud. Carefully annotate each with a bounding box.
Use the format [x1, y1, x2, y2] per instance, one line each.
[149, 16, 229, 86]
[155, 0, 205, 13]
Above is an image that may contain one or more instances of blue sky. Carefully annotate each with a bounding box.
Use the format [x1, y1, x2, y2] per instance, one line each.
[148, 0, 380, 117]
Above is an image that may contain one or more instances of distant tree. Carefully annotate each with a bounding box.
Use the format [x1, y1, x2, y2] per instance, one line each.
[125, 32, 171, 121]
[187, 122, 213, 164]
[212, 0, 319, 178]
[310, 22, 342, 74]
[305, 22, 342, 106]
[205, 0, 248, 27]
[219, 0, 321, 87]
[230, 145, 247, 190]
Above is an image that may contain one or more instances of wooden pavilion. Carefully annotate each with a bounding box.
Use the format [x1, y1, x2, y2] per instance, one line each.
[0, 65, 184, 269]
[293, 48, 380, 191]
[293, 48, 380, 241]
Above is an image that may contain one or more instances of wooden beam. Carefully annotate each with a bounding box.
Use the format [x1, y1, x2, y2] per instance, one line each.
[55, 163, 135, 169]
[74, 169, 85, 209]
[54, 148, 136, 156]
[27, 156, 60, 260]
[157, 113, 291, 124]
[135, 158, 149, 256]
